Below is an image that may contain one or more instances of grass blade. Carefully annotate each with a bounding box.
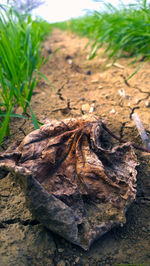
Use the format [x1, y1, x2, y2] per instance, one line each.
[127, 63, 145, 80]
[0, 107, 11, 146]
[27, 101, 39, 129]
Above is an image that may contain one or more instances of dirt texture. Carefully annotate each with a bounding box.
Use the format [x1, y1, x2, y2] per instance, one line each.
[0, 29, 150, 265]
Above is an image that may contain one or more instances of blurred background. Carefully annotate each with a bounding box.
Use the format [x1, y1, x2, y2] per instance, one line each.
[1, 0, 150, 145]
[0, 0, 141, 22]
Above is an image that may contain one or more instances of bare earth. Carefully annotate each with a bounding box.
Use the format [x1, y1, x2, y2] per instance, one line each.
[0, 29, 150, 266]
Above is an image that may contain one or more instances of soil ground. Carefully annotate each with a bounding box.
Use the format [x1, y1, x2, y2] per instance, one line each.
[0, 29, 150, 266]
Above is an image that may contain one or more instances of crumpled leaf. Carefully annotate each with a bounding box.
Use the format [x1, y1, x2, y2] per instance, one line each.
[0, 115, 138, 249]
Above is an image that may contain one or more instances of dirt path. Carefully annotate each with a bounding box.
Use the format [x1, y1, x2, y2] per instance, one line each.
[0, 29, 150, 265]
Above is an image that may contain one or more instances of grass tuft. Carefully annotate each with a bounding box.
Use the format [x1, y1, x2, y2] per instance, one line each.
[0, 5, 52, 145]
[68, 0, 150, 61]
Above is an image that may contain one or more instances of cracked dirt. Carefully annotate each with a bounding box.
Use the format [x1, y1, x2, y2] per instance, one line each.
[0, 29, 150, 265]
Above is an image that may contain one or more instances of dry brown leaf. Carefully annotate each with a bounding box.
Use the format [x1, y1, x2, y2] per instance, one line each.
[0, 115, 138, 249]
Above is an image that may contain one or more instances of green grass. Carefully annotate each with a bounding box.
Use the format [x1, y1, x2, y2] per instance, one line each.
[0, 4, 52, 145]
[68, 0, 150, 61]
[51, 21, 68, 31]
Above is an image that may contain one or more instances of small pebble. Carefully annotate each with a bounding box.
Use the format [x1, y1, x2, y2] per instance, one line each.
[68, 59, 73, 65]
[109, 108, 116, 114]
[145, 100, 150, 107]
[105, 95, 110, 99]
[118, 89, 126, 97]
[89, 103, 95, 113]
[58, 248, 64, 253]
[142, 227, 147, 232]
[113, 62, 124, 69]
[135, 98, 140, 104]
[81, 103, 90, 113]
[98, 85, 103, 89]
[65, 55, 72, 60]
[75, 257, 80, 263]
[106, 63, 112, 68]
[86, 70, 91, 75]
[80, 97, 85, 101]
[91, 79, 99, 83]
[45, 46, 53, 54]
